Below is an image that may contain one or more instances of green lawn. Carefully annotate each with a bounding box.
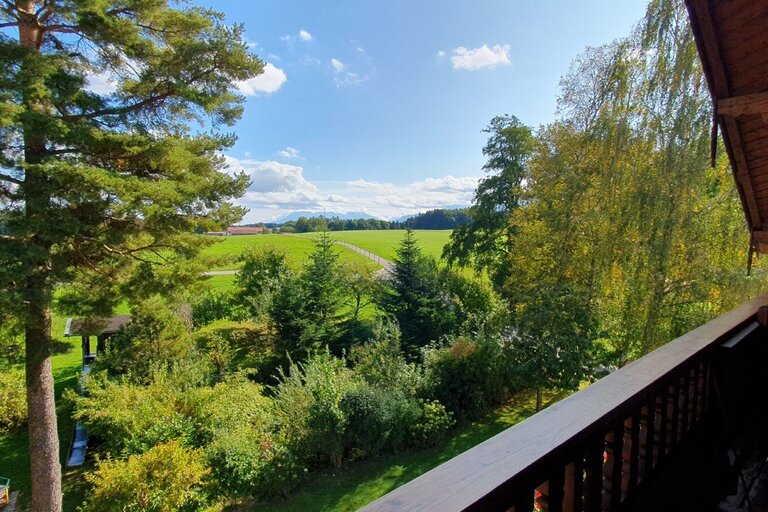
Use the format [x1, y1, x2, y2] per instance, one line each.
[260, 388, 566, 512]
[294, 230, 453, 262]
[200, 234, 381, 271]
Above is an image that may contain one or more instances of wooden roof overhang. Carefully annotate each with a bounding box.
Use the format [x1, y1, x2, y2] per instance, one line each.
[685, 0, 768, 254]
[63, 315, 131, 337]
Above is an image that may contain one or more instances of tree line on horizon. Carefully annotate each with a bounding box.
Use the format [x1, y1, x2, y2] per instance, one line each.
[238, 207, 473, 233]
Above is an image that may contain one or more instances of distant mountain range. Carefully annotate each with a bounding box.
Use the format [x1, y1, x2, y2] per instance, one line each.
[268, 210, 388, 223]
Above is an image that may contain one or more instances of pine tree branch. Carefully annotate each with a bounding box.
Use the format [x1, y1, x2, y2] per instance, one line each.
[0, 22, 16, 28]
[59, 66, 216, 121]
[0, 172, 22, 185]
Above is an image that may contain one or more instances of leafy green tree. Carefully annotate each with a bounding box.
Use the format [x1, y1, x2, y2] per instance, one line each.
[379, 230, 457, 357]
[342, 261, 381, 319]
[508, 283, 594, 411]
[235, 246, 291, 319]
[98, 298, 190, 381]
[0, 3, 260, 507]
[444, 115, 533, 288]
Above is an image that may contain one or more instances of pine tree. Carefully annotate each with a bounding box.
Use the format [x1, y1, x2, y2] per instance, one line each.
[0, 3, 261, 509]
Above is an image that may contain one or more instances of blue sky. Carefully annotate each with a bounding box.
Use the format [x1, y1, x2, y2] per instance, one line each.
[203, 1, 646, 221]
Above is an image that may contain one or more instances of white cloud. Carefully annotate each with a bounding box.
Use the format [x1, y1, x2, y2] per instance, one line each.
[436, 50, 446, 58]
[330, 58, 345, 73]
[225, 157, 314, 193]
[450, 44, 511, 71]
[278, 146, 302, 159]
[85, 70, 118, 95]
[235, 63, 287, 95]
[330, 58, 367, 87]
[226, 153, 481, 222]
[298, 29, 313, 41]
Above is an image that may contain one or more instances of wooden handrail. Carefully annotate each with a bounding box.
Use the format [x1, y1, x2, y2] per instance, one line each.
[361, 293, 768, 512]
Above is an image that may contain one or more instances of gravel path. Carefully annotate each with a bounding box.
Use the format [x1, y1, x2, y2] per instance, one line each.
[202, 269, 239, 276]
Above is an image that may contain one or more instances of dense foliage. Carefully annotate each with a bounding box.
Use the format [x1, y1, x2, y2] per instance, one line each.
[6, 1, 767, 510]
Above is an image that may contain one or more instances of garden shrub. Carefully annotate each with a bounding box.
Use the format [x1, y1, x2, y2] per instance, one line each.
[408, 400, 454, 448]
[192, 290, 237, 328]
[191, 319, 277, 380]
[80, 441, 209, 512]
[0, 369, 27, 433]
[182, 378, 274, 445]
[205, 426, 302, 499]
[96, 297, 191, 380]
[69, 373, 195, 455]
[349, 319, 423, 396]
[272, 351, 358, 468]
[340, 384, 418, 459]
[423, 330, 517, 421]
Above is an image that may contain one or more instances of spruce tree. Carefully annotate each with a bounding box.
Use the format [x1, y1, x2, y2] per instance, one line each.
[381, 230, 456, 356]
[0, 3, 261, 510]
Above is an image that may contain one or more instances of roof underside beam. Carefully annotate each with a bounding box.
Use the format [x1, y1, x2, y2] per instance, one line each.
[718, 91, 768, 118]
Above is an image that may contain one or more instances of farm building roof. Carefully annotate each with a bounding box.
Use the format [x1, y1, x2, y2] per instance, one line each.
[64, 315, 131, 337]
[686, 0, 768, 253]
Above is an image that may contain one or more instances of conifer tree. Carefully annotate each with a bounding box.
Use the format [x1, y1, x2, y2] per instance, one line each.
[0, 3, 261, 509]
[381, 230, 456, 356]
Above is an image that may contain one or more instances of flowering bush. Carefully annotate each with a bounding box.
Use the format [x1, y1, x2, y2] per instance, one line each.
[409, 400, 454, 448]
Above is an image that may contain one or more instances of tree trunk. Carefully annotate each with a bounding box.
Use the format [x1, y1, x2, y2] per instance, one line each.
[25, 279, 62, 512]
[18, 3, 63, 510]
[536, 387, 543, 412]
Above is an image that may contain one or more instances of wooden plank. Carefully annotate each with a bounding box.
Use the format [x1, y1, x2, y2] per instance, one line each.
[686, 0, 731, 97]
[548, 467, 565, 512]
[719, 91, 768, 117]
[583, 442, 604, 512]
[643, 396, 656, 482]
[609, 425, 624, 510]
[736, 114, 768, 133]
[669, 380, 679, 446]
[360, 294, 768, 512]
[681, 371, 691, 435]
[715, 0, 766, 33]
[722, 117, 763, 228]
[690, 363, 700, 424]
[629, 413, 640, 493]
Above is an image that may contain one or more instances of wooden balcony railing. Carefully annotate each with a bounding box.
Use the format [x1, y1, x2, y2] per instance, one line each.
[361, 293, 768, 512]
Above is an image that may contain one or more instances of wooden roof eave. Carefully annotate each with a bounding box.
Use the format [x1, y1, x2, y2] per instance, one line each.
[685, 0, 768, 252]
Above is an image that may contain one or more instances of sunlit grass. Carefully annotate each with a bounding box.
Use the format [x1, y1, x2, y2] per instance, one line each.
[199, 234, 380, 271]
[294, 230, 453, 262]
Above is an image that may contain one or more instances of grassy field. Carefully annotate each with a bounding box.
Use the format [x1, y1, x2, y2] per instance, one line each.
[200, 234, 381, 271]
[295, 230, 453, 262]
[261, 388, 567, 512]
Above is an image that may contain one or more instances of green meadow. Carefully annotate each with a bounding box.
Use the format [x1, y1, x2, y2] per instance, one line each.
[295, 229, 453, 262]
[199, 233, 381, 271]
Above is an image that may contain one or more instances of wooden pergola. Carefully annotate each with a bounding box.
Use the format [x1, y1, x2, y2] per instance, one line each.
[685, 0, 768, 255]
[63, 315, 131, 363]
